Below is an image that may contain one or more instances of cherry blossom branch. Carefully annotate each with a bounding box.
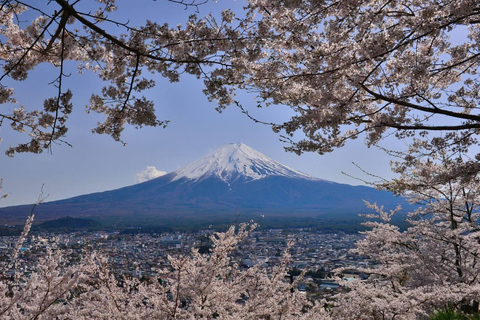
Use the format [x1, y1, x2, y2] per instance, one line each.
[0, 10, 58, 82]
[168, 0, 209, 12]
[234, 101, 278, 126]
[121, 54, 140, 114]
[361, 84, 480, 124]
[46, 28, 68, 152]
[55, 0, 231, 66]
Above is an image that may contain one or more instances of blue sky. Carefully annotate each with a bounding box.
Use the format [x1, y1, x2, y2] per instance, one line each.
[0, 0, 396, 208]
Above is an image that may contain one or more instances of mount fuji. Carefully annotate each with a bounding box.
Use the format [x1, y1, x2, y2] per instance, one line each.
[171, 142, 314, 183]
[0, 143, 408, 230]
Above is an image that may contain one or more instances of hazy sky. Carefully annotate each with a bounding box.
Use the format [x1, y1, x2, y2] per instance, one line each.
[0, 0, 398, 208]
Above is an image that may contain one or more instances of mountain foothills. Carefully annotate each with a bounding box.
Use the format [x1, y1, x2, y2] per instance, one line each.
[0, 143, 408, 231]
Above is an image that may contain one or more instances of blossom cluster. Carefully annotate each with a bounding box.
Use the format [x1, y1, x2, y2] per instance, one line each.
[1, 0, 479, 157]
[0, 220, 331, 319]
[332, 134, 480, 319]
[0, 0, 237, 155]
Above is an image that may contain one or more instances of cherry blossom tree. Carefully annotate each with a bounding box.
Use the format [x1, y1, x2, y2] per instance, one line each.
[3, 0, 480, 158]
[0, 0, 239, 155]
[68, 223, 331, 320]
[3, 0, 480, 318]
[0, 201, 331, 320]
[332, 134, 480, 319]
[0, 247, 95, 320]
[203, 0, 480, 156]
[0, 185, 96, 320]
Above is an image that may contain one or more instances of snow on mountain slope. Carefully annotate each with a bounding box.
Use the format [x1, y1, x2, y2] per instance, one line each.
[172, 143, 317, 183]
[0, 142, 410, 227]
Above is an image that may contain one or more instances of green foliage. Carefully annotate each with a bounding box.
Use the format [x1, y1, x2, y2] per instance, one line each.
[288, 267, 302, 277]
[429, 309, 480, 320]
[0, 226, 21, 236]
[34, 216, 102, 232]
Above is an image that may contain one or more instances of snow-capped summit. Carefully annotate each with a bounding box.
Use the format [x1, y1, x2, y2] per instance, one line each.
[0, 142, 410, 228]
[172, 143, 315, 183]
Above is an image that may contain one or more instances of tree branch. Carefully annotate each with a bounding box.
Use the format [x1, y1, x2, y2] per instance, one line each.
[361, 84, 480, 123]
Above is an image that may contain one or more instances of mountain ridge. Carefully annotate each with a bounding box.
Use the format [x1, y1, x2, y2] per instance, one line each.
[0, 143, 409, 229]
